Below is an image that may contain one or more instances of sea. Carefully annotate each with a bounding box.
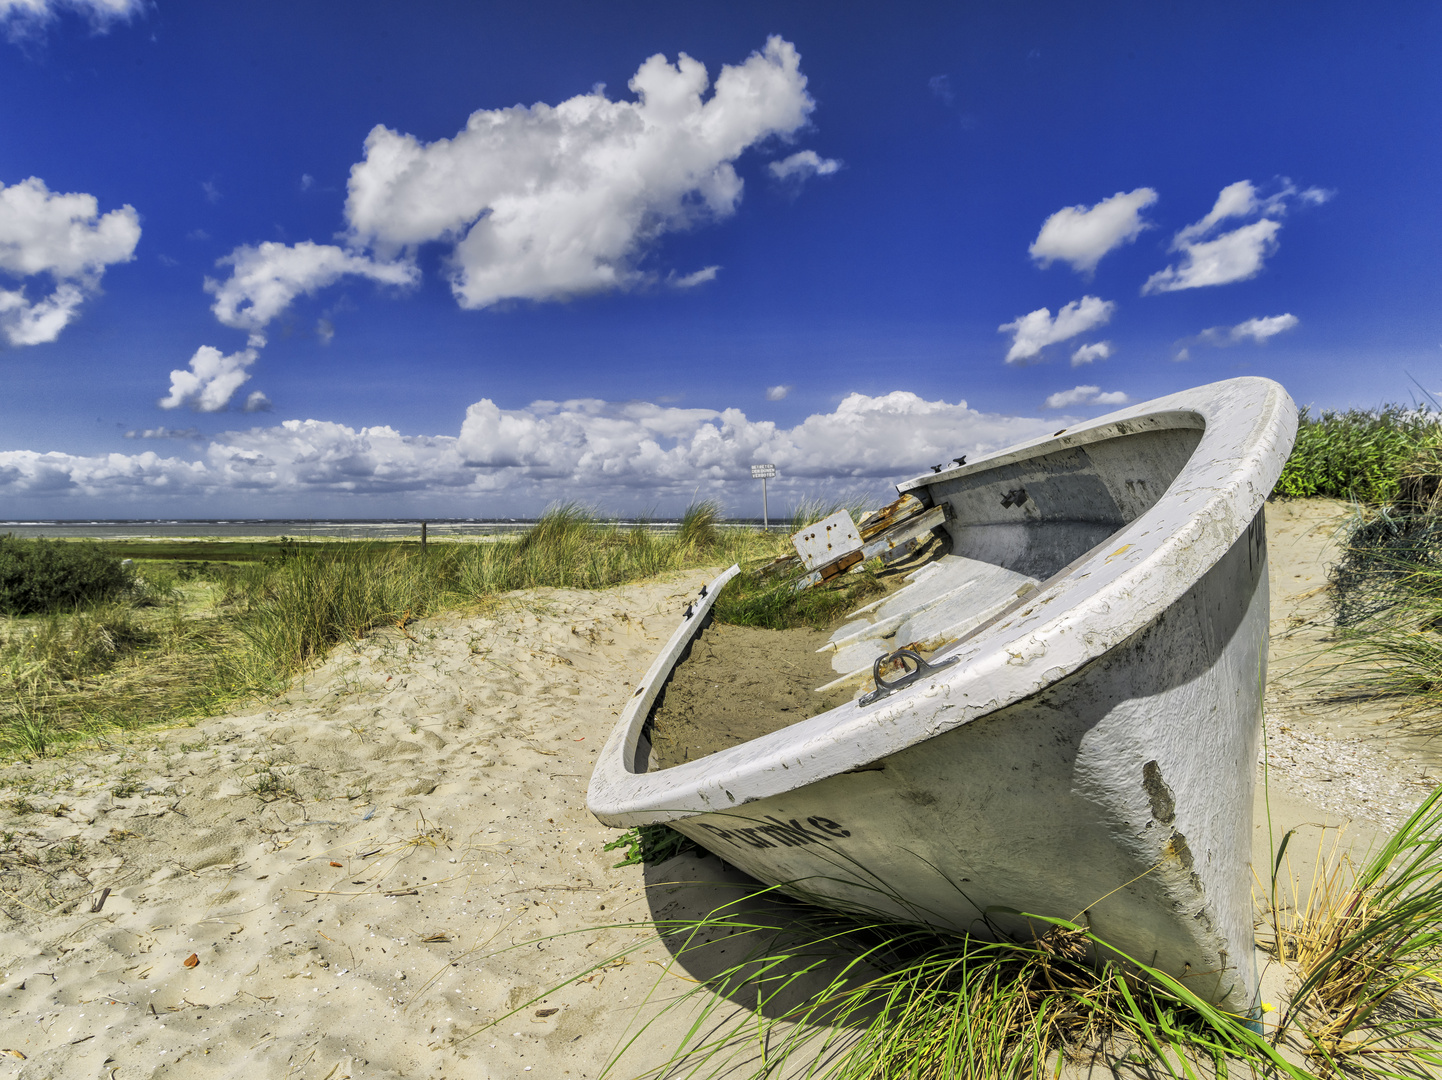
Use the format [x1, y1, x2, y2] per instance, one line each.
[0, 518, 772, 540]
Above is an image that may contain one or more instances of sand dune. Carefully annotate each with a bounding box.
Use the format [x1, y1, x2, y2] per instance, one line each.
[0, 574, 723, 1078]
[0, 504, 1438, 1077]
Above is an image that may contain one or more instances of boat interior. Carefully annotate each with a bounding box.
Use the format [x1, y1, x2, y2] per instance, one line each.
[816, 418, 1206, 688]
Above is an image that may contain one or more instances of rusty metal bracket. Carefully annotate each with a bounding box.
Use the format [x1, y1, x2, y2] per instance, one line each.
[858, 648, 960, 707]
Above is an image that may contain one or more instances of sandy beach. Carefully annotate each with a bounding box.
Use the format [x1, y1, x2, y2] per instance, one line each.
[1, 500, 1437, 1078]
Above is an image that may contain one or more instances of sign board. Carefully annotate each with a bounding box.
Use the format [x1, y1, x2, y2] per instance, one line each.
[750, 463, 777, 479]
[792, 510, 863, 571]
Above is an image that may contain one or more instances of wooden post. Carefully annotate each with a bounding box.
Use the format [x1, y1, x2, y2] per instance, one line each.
[420, 521, 427, 550]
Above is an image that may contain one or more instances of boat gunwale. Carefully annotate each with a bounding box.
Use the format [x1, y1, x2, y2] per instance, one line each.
[588, 376, 1298, 825]
[895, 406, 1207, 494]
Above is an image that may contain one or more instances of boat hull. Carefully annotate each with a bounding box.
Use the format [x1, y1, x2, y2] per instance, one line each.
[589, 377, 1297, 1019]
[670, 510, 1266, 1014]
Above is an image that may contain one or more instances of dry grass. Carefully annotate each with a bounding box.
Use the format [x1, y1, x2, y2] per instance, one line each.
[1262, 786, 1442, 1076]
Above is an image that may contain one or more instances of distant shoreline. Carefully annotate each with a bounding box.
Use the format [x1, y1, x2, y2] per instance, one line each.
[1, 517, 778, 540]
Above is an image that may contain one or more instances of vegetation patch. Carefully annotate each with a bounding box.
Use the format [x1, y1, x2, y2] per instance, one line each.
[603, 823, 698, 867]
[1264, 784, 1442, 1075]
[1276, 404, 1442, 504]
[0, 535, 134, 615]
[1312, 413, 1442, 714]
[712, 558, 886, 630]
[90, 538, 311, 564]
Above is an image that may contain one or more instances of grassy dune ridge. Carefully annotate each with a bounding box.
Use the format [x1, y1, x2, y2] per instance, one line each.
[0, 502, 789, 757]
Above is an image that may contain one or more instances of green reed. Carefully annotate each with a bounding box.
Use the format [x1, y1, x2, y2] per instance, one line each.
[1276, 405, 1442, 504]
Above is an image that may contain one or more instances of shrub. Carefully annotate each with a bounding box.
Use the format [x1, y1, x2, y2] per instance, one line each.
[1275, 405, 1441, 503]
[0, 536, 133, 615]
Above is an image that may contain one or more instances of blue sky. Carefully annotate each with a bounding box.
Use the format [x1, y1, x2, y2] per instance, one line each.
[1, 1, 1437, 517]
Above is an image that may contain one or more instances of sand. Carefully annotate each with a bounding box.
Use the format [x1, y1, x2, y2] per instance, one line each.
[0, 575, 727, 1078]
[647, 621, 849, 768]
[1261, 500, 1442, 831]
[0, 502, 1437, 1078]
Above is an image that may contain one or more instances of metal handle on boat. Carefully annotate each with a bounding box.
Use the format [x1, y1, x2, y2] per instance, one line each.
[858, 648, 960, 707]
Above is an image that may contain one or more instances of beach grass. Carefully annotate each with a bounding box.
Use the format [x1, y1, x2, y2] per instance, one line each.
[1314, 415, 1442, 719]
[497, 879, 1285, 1077]
[712, 556, 886, 630]
[788, 496, 876, 529]
[1324, 547, 1442, 716]
[0, 503, 788, 760]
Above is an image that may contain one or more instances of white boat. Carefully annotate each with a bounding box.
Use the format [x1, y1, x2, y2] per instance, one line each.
[588, 377, 1297, 1017]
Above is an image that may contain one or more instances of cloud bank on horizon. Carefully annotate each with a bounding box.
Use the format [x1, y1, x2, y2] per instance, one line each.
[0, 390, 1063, 513]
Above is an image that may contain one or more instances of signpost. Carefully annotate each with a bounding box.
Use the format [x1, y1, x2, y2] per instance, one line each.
[750, 463, 777, 529]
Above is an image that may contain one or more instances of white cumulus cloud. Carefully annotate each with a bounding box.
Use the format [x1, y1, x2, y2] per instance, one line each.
[0, 177, 140, 278]
[0, 176, 140, 346]
[1143, 219, 1280, 294]
[999, 295, 1115, 364]
[670, 266, 719, 289]
[1142, 179, 1327, 295]
[1226, 313, 1299, 343]
[1070, 341, 1113, 366]
[768, 150, 841, 182]
[1186, 313, 1300, 354]
[1, 0, 141, 41]
[184, 36, 826, 407]
[205, 241, 418, 334]
[343, 37, 817, 310]
[1043, 385, 1130, 410]
[159, 345, 259, 413]
[0, 281, 86, 346]
[1029, 188, 1157, 274]
[766, 384, 792, 401]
